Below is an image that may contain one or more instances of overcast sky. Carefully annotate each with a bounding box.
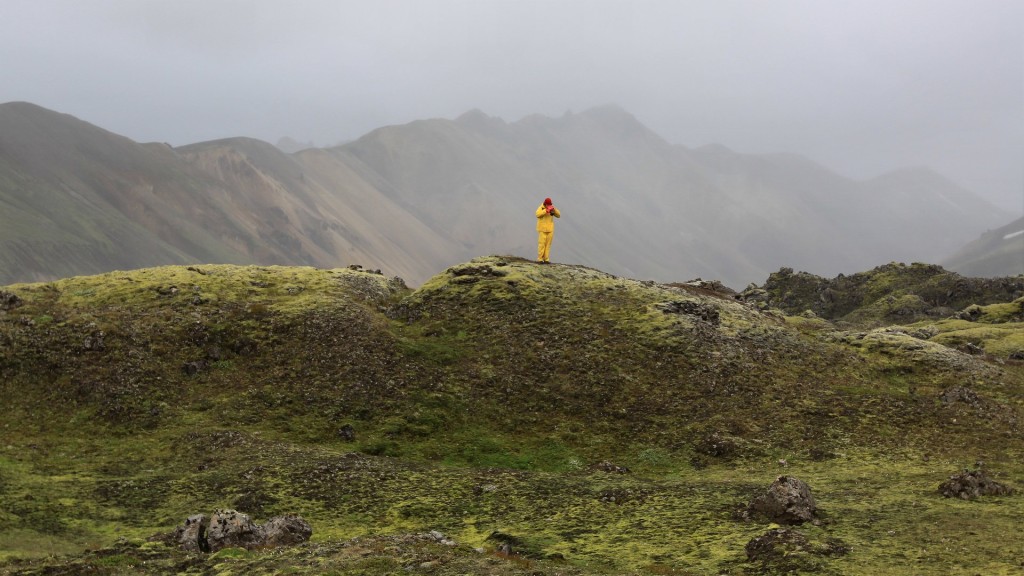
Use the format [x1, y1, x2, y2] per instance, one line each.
[2, 0, 1022, 212]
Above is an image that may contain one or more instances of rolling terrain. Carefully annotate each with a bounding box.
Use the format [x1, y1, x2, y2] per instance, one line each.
[1, 258, 1022, 574]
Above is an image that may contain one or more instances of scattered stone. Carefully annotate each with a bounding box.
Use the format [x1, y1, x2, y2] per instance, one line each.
[939, 469, 1015, 500]
[694, 432, 739, 458]
[449, 264, 508, 278]
[182, 360, 207, 376]
[939, 386, 983, 409]
[747, 476, 817, 525]
[958, 342, 984, 355]
[337, 424, 356, 441]
[155, 285, 178, 296]
[82, 331, 105, 352]
[425, 530, 457, 546]
[591, 460, 631, 474]
[655, 300, 720, 324]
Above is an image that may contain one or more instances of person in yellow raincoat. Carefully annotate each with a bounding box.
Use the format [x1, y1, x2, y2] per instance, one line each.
[535, 197, 561, 263]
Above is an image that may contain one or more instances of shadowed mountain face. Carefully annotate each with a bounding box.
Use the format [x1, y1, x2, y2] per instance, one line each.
[0, 101, 1007, 287]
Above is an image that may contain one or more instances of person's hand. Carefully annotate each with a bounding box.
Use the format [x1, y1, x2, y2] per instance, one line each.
[547, 206, 555, 214]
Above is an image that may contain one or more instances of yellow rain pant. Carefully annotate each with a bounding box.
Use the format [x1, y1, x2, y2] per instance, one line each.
[538, 231, 553, 262]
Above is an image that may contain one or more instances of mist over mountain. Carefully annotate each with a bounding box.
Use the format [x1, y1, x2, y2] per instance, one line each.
[944, 214, 1024, 277]
[0, 101, 1007, 287]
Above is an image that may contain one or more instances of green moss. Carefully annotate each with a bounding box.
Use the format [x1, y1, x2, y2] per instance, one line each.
[2, 259, 1023, 574]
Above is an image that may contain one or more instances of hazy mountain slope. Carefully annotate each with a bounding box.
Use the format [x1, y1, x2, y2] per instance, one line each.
[0, 101, 1008, 288]
[336, 105, 1005, 288]
[684, 147, 1008, 279]
[943, 214, 1024, 277]
[177, 138, 463, 282]
[0, 103, 459, 285]
[0, 102, 259, 282]
[855, 167, 1008, 262]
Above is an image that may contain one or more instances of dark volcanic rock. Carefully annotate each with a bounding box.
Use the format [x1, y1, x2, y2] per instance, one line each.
[748, 475, 817, 525]
[0, 290, 22, 311]
[207, 509, 265, 551]
[172, 510, 312, 552]
[173, 514, 209, 553]
[939, 469, 1015, 499]
[261, 515, 313, 547]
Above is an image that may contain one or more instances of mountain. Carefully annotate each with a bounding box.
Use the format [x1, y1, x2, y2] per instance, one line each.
[0, 101, 1008, 287]
[1, 259, 1022, 573]
[943, 214, 1024, 277]
[0, 102, 459, 284]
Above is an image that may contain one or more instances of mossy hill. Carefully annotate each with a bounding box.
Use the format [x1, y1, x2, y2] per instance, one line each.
[746, 262, 1024, 329]
[1, 257, 1023, 575]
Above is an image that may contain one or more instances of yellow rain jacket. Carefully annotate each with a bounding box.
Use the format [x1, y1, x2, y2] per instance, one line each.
[535, 204, 561, 232]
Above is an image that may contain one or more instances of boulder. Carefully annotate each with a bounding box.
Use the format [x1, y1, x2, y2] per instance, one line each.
[206, 509, 264, 551]
[172, 514, 209, 553]
[261, 515, 313, 547]
[939, 469, 1015, 499]
[748, 475, 817, 525]
[172, 510, 313, 552]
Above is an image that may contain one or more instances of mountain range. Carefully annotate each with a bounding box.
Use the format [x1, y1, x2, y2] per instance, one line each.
[0, 101, 1014, 288]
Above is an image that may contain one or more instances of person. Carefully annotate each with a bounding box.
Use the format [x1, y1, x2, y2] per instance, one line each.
[535, 197, 561, 263]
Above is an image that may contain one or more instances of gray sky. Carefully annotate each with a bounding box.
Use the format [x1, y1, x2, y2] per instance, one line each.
[3, 0, 1022, 213]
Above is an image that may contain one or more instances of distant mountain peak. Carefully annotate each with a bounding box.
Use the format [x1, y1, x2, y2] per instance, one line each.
[455, 108, 506, 130]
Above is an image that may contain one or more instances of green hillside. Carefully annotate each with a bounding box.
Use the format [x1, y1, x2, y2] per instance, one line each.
[1, 258, 1022, 574]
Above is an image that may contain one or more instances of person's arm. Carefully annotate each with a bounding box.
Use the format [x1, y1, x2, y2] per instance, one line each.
[551, 207, 561, 218]
[536, 205, 548, 218]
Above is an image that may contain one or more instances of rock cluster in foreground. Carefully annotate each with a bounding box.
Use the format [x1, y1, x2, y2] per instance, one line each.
[172, 509, 312, 552]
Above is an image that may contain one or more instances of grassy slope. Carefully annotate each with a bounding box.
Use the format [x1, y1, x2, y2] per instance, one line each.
[1, 257, 1022, 575]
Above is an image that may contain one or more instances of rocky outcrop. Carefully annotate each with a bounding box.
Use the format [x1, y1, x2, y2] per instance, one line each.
[939, 469, 1015, 499]
[747, 476, 817, 525]
[746, 263, 1024, 325]
[0, 290, 21, 311]
[172, 509, 312, 552]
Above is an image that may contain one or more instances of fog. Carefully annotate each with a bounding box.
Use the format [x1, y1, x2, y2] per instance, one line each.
[2, 0, 1021, 212]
